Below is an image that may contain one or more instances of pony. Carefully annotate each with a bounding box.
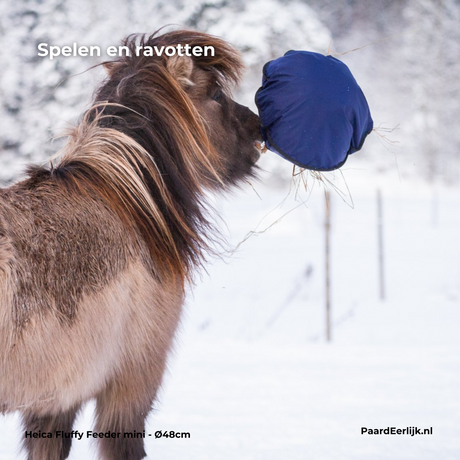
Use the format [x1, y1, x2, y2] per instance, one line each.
[0, 30, 261, 460]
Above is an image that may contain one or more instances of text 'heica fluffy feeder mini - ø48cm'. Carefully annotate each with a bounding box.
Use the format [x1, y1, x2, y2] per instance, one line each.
[255, 50, 373, 171]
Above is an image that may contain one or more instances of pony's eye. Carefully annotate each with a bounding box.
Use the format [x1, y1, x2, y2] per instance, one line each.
[211, 89, 223, 103]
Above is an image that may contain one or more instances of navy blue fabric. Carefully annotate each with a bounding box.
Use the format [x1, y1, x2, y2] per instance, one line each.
[255, 51, 373, 171]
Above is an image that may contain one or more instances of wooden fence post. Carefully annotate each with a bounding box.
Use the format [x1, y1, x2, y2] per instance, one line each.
[377, 189, 385, 300]
[325, 190, 331, 341]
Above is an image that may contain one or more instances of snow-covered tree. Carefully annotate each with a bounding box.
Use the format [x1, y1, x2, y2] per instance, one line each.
[0, 0, 329, 183]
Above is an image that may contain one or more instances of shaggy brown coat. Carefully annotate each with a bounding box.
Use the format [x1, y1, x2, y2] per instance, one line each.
[0, 30, 261, 460]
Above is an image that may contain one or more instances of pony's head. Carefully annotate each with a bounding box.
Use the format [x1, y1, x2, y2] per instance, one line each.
[97, 30, 261, 189]
[53, 30, 261, 287]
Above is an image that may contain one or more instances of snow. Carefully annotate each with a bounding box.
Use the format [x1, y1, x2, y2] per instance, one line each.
[1, 1, 459, 457]
[1, 157, 459, 459]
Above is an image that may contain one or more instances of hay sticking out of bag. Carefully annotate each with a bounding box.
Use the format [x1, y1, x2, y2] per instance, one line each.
[291, 164, 355, 208]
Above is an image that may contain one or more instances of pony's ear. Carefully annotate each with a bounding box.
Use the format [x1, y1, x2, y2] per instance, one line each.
[167, 55, 195, 88]
[102, 61, 121, 76]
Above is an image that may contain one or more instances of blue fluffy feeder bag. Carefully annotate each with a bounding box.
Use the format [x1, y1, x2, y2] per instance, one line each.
[255, 51, 373, 171]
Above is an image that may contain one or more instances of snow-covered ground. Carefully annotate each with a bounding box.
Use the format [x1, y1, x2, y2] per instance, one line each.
[1, 156, 459, 459]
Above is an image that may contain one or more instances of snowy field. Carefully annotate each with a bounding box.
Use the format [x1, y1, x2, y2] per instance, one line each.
[1, 161, 459, 459]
